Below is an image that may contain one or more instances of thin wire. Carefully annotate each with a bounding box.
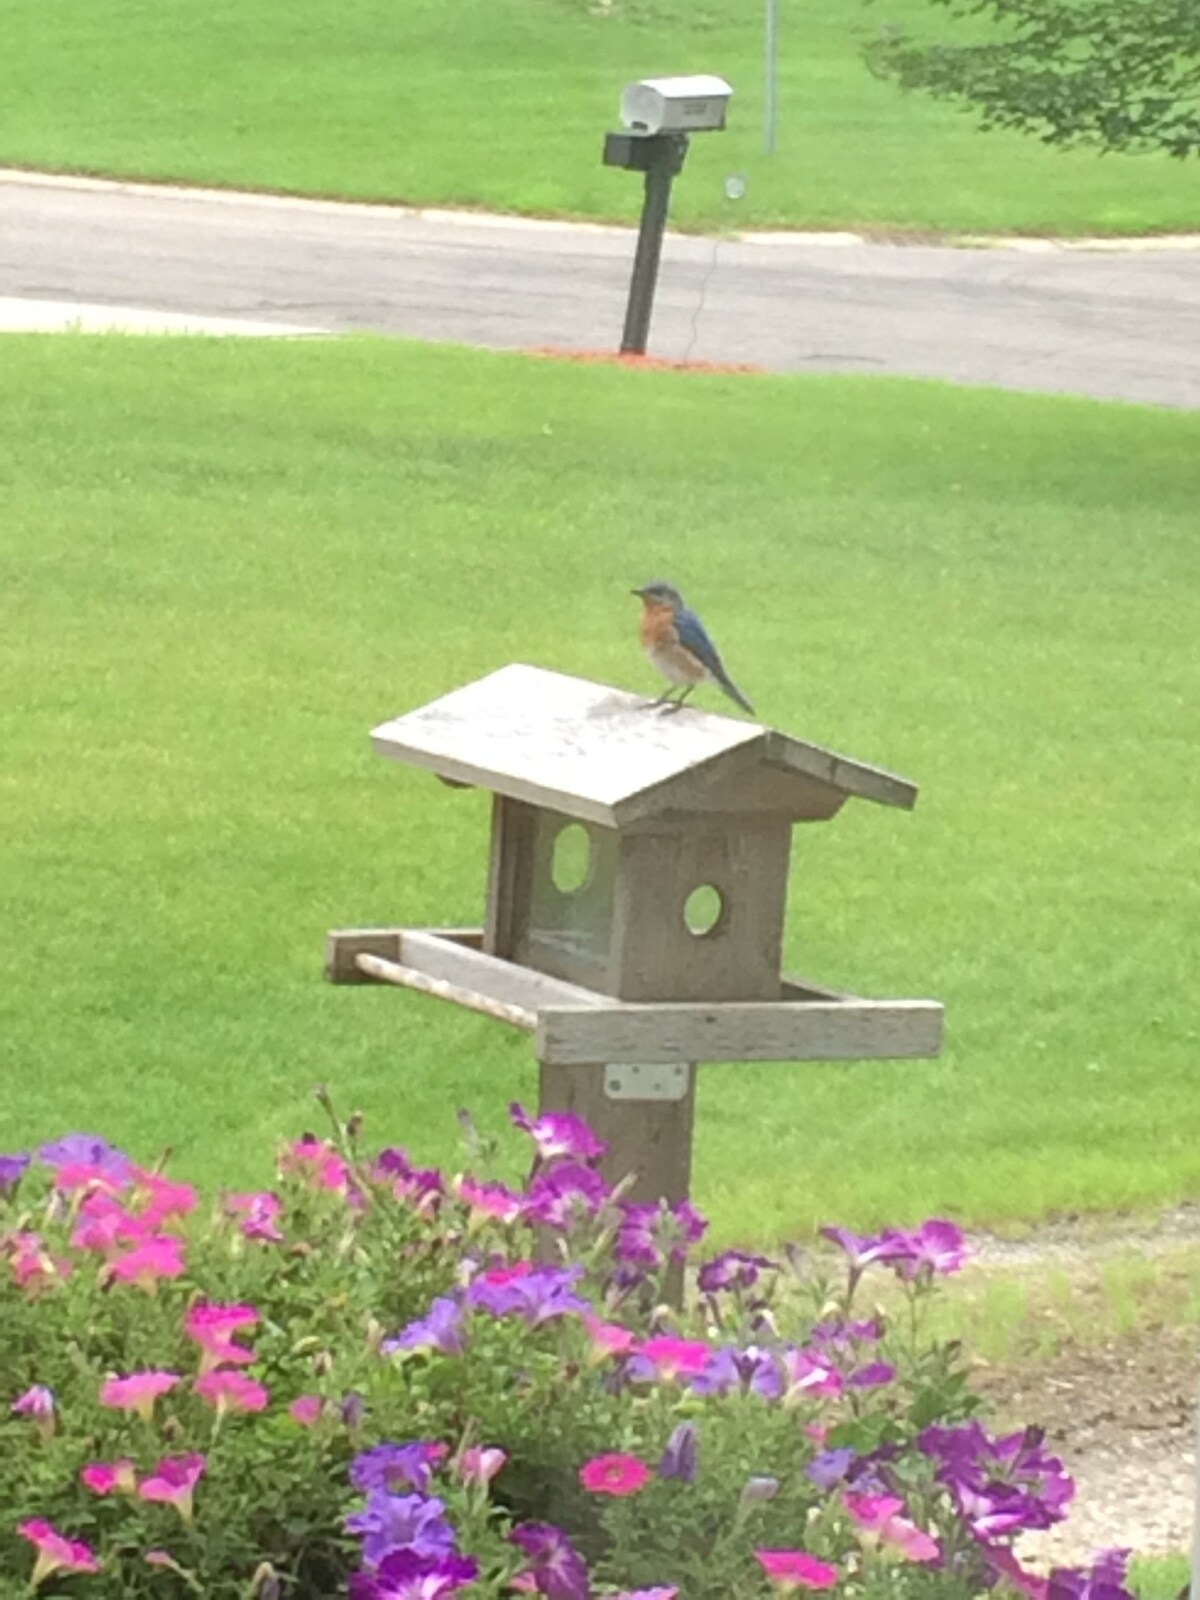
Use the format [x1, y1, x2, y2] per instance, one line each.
[682, 231, 722, 364]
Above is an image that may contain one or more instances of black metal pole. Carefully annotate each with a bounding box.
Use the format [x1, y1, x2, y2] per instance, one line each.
[620, 134, 688, 356]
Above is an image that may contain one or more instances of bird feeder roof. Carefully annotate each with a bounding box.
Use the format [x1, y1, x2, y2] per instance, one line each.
[369, 664, 917, 828]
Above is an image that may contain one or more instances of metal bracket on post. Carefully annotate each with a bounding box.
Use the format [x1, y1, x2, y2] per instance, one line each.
[604, 1062, 690, 1102]
[602, 131, 690, 356]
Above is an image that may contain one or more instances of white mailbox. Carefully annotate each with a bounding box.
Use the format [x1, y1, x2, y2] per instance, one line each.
[619, 75, 733, 136]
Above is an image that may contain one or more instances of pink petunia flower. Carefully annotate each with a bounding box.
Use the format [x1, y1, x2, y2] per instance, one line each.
[129, 1168, 198, 1229]
[17, 1520, 100, 1587]
[844, 1492, 941, 1563]
[184, 1301, 258, 1373]
[458, 1445, 507, 1486]
[137, 1453, 206, 1524]
[454, 1175, 525, 1225]
[508, 1102, 606, 1163]
[194, 1369, 269, 1415]
[578, 1452, 650, 1496]
[7, 1232, 71, 1293]
[581, 1314, 636, 1362]
[81, 1458, 137, 1495]
[781, 1350, 843, 1404]
[100, 1370, 180, 1422]
[754, 1550, 839, 1591]
[634, 1336, 712, 1382]
[288, 1395, 323, 1426]
[70, 1191, 145, 1255]
[609, 1592, 678, 1600]
[104, 1234, 186, 1293]
[280, 1136, 350, 1193]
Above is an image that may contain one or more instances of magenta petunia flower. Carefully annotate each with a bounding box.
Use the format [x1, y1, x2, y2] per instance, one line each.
[81, 1458, 137, 1495]
[104, 1234, 186, 1292]
[223, 1189, 285, 1243]
[524, 1160, 608, 1230]
[843, 1492, 941, 1563]
[754, 1550, 839, 1591]
[11, 1384, 54, 1420]
[194, 1369, 269, 1414]
[578, 1452, 649, 1496]
[137, 1453, 206, 1524]
[100, 1370, 180, 1422]
[17, 1519, 101, 1586]
[289, 1394, 323, 1426]
[509, 1522, 589, 1600]
[185, 1301, 258, 1372]
[631, 1336, 712, 1382]
[608, 1591, 678, 1600]
[508, 1102, 606, 1163]
[71, 1191, 145, 1255]
[129, 1168, 198, 1229]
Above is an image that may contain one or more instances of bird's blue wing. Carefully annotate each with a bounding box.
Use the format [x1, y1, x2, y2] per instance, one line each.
[675, 607, 726, 678]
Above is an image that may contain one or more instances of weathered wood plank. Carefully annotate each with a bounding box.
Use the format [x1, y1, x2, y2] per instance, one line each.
[354, 952, 536, 1032]
[369, 664, 916, 823]
[534, 997, 944, 1065]
[398, 929, 610, 1011]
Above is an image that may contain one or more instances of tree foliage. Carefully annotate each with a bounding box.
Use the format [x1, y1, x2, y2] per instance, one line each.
[867, 0, 1200, 156]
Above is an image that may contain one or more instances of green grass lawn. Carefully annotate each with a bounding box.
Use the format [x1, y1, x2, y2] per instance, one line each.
[1, 333, 1197, 1244]
[2, 0, 1198, 235]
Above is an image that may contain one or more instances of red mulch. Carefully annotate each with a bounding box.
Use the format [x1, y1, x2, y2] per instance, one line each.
[525, 346, 765, 375]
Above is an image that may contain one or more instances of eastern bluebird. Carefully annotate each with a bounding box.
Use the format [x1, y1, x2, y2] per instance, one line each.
[632, 581, 755, 716]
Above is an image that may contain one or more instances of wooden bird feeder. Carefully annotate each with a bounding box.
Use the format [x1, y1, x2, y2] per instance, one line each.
[326, 664, 942, 1205]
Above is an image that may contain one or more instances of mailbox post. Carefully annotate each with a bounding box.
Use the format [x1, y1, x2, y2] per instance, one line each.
[603, 75, 733, 357]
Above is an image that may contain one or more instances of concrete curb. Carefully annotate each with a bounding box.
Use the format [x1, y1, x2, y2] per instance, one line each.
[4, 166, 1200, 253]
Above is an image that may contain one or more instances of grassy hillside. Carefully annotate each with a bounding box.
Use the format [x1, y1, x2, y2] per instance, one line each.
[2, 0, 1197, 234]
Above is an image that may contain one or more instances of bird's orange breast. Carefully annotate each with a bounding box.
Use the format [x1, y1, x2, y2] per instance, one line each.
[639, 600, 678, 651]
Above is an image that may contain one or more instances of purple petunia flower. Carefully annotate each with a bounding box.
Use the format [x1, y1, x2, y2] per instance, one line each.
[465, 1264, 587, 1325]
[805, 1448, 856, 1490]
[524, 1161, 608, 1230]
[509, 1103, 606, 1164]
[37, 1133, 131, 1183]
[1046, 1547, 1134, 1600]
[345, 1491, 455, 1570]
[382, 1297, 465, 1358]
[667, 1199, 707, 1260]
[920, 1421, 1073, 1539]
[509, 1522, 590, 1600]
[0, 1152, 30, 1193]
[881, 1219, 968, 1280]
[657, 1422, 698, 1482]
[847, 1361, 895, 1389]
[696, 1249, 776, 1295]
[350, 1442, 447, 1496]
[350, 1550, 479, 1600]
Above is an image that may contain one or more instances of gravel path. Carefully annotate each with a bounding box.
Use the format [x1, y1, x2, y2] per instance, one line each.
[965, 1212, 1199, 1567]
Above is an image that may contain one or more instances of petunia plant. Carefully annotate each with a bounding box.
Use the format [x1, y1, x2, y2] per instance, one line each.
[0, 1097, 1132, 1599]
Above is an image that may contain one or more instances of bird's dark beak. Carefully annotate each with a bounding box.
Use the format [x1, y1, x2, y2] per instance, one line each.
[631, 587, 644, 597]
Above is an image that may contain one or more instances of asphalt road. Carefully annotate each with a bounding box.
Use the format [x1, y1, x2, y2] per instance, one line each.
[3, 171, 1199, 407]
